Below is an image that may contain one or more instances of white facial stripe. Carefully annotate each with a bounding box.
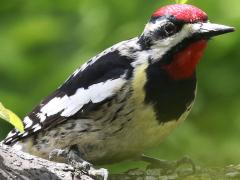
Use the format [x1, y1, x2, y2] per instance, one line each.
[131, 24, 193, 66]
[151, 24, 195, 60]
[143, 19, 168, 36]
[38, 78, 126, 121]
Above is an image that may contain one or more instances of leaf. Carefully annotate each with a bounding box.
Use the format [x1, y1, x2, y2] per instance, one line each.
[0, 102, 24, 132]
[175, 0, 189, 4]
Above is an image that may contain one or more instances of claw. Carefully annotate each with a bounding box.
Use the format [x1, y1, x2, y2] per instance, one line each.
[89, 167, 108, 180]
[70, 159, 92, 172]
[49, 148, 68, 162]
[175, 155, 196, 173]
[141, 154, 196, 175]
[49, 146, 108, 179]
[71, 160, 108, 180]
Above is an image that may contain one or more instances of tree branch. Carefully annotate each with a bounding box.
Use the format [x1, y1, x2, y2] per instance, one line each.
[0, 143, 94, 180]
[1, 142, 240, 180]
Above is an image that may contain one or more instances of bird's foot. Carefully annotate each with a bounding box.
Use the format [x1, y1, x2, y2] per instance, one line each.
[141, 154, 196, 175]
[49, 148, 68, 162]
[70, 159, 108, 180]
[49, 146, 108, 180]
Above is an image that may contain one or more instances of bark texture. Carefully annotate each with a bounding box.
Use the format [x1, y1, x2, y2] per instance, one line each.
[0, 143, 94, 180]
[1, 143, 240, 180]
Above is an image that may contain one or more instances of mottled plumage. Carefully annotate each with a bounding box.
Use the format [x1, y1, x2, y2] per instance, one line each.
[3, 4, 234, 167]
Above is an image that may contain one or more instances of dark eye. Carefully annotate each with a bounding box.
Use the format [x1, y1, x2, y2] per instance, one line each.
[163, 22, 177, 36]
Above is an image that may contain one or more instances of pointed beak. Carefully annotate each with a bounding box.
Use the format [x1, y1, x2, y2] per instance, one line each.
[192, 22, 235, 38]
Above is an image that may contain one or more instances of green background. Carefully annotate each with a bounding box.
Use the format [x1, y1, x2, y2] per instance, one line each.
[0, 0, 239, 172]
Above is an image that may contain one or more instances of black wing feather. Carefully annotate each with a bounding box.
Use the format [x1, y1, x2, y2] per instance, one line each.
[4, 50, 134, 145]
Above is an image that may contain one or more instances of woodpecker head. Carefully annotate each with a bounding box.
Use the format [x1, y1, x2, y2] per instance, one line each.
[139, 4, 234, 80]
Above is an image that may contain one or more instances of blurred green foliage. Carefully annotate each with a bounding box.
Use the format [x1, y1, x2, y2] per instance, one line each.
[0, 0, 239, 172]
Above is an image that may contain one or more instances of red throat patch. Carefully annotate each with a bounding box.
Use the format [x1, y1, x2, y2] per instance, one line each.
[163, 40, 208, 80]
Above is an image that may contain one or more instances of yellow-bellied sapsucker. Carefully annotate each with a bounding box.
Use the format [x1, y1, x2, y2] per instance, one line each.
[3, 3, 234, 179]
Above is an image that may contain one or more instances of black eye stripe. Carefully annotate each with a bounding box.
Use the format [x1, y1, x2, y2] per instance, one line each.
[164, 23, 177, 34]
[149, 15, 185, 39]
[153, 21, 183, 39]
[139, 15, 184, 49]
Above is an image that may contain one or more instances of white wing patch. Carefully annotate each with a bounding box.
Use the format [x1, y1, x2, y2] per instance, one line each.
[23, 117, 33, 129]
[4, 39, 138, 145]
[21, 132, 29, 137]
[37, 78, 126, 122]
[33, 124, 42, 132]
[5, 130, 17, 140]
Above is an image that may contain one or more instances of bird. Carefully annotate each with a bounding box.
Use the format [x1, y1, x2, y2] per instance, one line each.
[3, 3, 234, 177]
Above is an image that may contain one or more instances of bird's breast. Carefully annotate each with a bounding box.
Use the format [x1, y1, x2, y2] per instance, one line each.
[122, 63, 196, 149]
[144, 62, 197, 124]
